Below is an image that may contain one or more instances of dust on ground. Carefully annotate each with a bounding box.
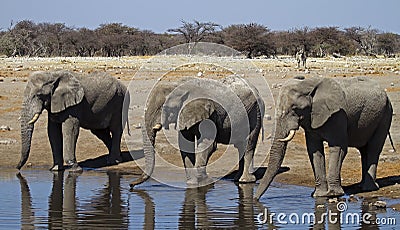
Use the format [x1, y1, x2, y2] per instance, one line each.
[0, 55, 400, 200]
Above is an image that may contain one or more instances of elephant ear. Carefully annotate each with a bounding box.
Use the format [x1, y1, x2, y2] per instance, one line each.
[51, 72, 84, 113]
[178, 99, 215, 130]
[311, 78, 345, 129]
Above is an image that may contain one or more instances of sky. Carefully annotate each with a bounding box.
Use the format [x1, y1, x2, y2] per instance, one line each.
[1, 0, 399, 33]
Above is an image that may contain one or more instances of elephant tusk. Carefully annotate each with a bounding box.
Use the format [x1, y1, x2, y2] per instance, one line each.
[152, 123, 162, 131]
[278, 130, 296, 142]
[27, 114, 40, 125]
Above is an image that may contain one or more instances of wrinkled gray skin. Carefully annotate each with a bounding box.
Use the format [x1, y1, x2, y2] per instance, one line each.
[255, 76, 393, 200]
[17, 70, 129, 171]
[130, 76, 264, 187]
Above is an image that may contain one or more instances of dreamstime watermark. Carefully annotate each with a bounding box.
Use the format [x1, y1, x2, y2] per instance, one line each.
[256, 201, 397, 226]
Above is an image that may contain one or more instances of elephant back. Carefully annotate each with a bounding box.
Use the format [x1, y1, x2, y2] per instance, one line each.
[220, 75, 261, 111]
[79, 72, 126, 113]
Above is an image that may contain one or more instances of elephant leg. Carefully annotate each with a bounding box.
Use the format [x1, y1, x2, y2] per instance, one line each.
[235, 143, 256, 183]
[195, 138, 215, 186]
[358, 146, 368, 186]
[62, 117, 81, 172]
[326, 145, 347, 197]
[306, 132, 328, 197]
[91, 129, 112, 152]
[360, 146, 380, 192]
[359, 132, 388, 191]
[109, 128, 123, 164]
[360, 109, 391, 191]
[48, 120, 63, 171]
[179, 131, 196, 185]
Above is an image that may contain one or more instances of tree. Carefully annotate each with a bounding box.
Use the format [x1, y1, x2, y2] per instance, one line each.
[377, 32, 400, 57]
[167, 20, 220, 43]
[8, 20, 38, 56]
[0, 31, 14, 56]
[63, 28, 99, 56]
[345, 27, 379, 57]
[35, 22, 67, 56]
[222, 23, 273, 58]
[309, 27, 340, 57]
[288, 27, 314, 55]
[96, 23, 138, 57]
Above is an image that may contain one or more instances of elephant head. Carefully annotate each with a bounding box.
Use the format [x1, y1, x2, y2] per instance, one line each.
[255, 76, 345, 199]
[161, 89, 216, 132]
[17, 71, 84, 169]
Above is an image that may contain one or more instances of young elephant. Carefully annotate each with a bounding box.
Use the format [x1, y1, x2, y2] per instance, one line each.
[255, 76, 394, 200]
[17, 70, 129, 171]
[130, 75, 264, 187]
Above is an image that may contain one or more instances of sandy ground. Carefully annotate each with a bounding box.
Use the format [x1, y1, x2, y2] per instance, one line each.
[0, 55, 400, 200]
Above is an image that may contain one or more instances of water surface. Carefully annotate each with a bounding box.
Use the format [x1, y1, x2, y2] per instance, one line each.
[0, 169, 398, 229]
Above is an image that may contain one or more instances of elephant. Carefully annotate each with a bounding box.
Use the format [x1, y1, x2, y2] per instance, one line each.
[17, 70, 129, 171]
[255, 76, 394, 200]
[130, 75, 264, 187]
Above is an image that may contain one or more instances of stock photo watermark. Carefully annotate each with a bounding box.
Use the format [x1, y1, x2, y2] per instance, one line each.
[256, 201, 397, 226]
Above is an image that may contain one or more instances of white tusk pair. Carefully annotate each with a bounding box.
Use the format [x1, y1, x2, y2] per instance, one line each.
[278, 130, 296, 142]
[27, 114, 40, 125]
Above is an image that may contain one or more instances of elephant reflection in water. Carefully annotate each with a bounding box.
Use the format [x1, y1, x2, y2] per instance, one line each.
[313, 198, 341, 230]
[16, 172, 78, 228]
[48, 172, 78, 229]
[16, 173, 35, 229]
[312, 198, 381, 229]
[17, 171, 153, 229]
[80, 171, 128, 227]
[178, 183, 267, 229]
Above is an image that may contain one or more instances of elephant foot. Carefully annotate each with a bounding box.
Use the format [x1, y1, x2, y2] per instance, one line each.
[238, 173, 256, 183]
[66, 160, 76, 166]
[68, 163, 83, 173]
[187, 176, 214, 187]
[186, 168, 213, 187]
[326, 186, 345, 197]
[50, 165, 64, 171]
[198, 176, 214, 187]
[187, 177, 199, 185]
[311, 188, 329, 197]
[64, 160, 83, 173]
[311, 183, 329, 197]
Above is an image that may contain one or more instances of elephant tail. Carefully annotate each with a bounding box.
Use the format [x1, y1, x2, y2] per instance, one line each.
[261, 125, 265, 142]
[126, 118, 131, 136]
[388, 131, 396, 152]
[123, 90, 131, 136]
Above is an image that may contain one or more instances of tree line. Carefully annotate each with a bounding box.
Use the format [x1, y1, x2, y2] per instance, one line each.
[0, 20, 399, 58]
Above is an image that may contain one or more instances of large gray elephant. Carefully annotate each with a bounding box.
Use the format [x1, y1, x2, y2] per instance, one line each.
[17, 70, 129, 171]
[130, 75, 264, 187]
[255, 76, 393, 199]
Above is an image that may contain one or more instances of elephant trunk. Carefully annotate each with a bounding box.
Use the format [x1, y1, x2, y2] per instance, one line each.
[17, 99, 42, 169]
[130, 124, 159, 188]
[255, 127, 294, 200]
